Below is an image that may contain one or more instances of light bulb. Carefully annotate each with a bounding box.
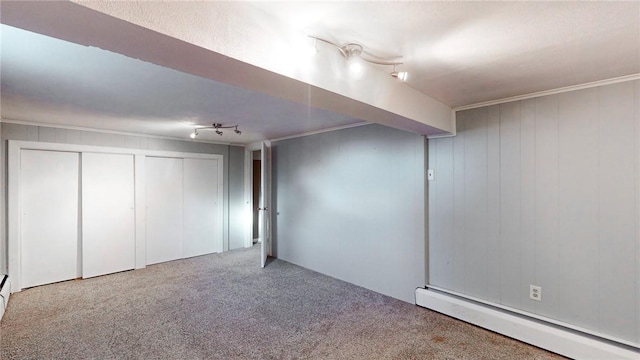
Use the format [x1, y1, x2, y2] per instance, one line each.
[398, 71, 408, 82]
[348, 56, 364, 78]
[190, 129, 198, 139]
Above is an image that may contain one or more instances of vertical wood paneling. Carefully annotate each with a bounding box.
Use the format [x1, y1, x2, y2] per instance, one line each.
[534, 94, 560, 319]
[557, 88, 599, 330]
[80, 131, 102, 145]
[486, 105, 501, 303]
[2, 123, 29, 141]
[38, 127, 56, 142]
[65, 129, 83, 144]
[499, 101, 521, 307]
[431, 136, 454, 288]
[452, 113, 467, 293]
[597, 82, 637, 339]
[519, 98, 536, 313]
[463, 108, 489, 298]
[636, 79, 640, 345]
[54, 128, 67, 143]
[430, 80, 639, 345]
[26, 126, 38, 141]
[428, 138, 439, 284]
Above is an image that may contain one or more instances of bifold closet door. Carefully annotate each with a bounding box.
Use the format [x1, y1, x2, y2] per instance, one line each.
[146, 157, 184, 265]
[82, 153, 135, 278]
[183, 158, 222, 257]
[20, 150, 79, 288]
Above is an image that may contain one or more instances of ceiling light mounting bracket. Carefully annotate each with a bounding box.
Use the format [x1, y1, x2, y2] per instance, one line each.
[309, 36, 406, 69]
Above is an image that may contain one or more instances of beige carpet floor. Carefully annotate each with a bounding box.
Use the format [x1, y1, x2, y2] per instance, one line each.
[1, 246, 565, 359]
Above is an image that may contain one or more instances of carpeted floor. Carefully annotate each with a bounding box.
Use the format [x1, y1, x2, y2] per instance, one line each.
[1, 246, 564, 359]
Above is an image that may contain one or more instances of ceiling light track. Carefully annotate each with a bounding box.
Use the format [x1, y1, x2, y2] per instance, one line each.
[309, 36, 408, 81]
[190, 123, 241, 138]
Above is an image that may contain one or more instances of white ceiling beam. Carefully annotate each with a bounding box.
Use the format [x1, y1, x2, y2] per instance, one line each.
[1, 1, 453, 136]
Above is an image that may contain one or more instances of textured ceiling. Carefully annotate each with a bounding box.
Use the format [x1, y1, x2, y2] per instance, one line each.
[249, 1, 640, 107]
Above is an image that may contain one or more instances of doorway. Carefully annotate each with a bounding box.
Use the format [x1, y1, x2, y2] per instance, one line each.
[252, 150, 261, 244]
[243, 141, 272, 267]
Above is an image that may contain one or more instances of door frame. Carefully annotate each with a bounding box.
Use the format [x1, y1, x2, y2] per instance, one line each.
[243, 141, 262, 248]
[259, 141, 272, 267]
[8, 140, 223, 292]
[243, 140, 273, 260]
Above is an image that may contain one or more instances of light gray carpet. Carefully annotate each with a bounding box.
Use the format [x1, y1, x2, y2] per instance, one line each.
[1, 246, 564, 359]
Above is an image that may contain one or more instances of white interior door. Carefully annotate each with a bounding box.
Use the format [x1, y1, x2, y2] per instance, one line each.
[82, 153, 135, 278]
[20, 150, 79, 288]
[183, 158, 222, 257]
[146, 157, 184, 265]
[260, 141, 272, 268]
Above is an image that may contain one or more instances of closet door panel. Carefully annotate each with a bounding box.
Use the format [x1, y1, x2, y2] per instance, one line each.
[82, 153, 135, 278]
[183, 158, 222, 258]
[146, 157, 184, 265]
[21, 150, 79, 288]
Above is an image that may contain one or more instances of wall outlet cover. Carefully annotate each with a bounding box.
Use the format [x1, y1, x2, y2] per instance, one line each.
[530, 285, 542, 301]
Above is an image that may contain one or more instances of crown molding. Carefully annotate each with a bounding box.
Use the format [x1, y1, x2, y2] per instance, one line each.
[454, 74, 640, 112]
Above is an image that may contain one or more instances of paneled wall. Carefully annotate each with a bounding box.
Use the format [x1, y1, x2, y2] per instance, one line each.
[0, 123, 245, 274]
[273, 124, 426, 303]
[428, 80, 640, 345]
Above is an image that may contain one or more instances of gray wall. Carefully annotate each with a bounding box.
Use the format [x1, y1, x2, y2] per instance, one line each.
[273, 124, 426, 303]
[428, 80, 640, 345]
[228, 145, 246, 250]
[0, 123, 245, 273]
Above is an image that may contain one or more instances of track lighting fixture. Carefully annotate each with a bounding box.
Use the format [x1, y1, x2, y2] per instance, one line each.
[390, 64, 408, 82]
[190, 123, 242, 138]
[309, 36, 408, 81]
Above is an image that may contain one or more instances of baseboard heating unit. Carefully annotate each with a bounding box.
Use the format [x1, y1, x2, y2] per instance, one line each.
[0, 275, 10, 321]
[415, 287, 639, 359]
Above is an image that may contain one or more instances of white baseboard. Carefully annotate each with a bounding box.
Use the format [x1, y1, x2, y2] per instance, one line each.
[415, 288, 639, 360]
[0, 276, 11, 321]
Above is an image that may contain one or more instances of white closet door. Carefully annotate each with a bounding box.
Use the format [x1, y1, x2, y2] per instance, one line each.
[82, 153, 135, 278]
[146, 157, 183, 265]
[183, 158, 222, 258]
[21, 150, 79, 288]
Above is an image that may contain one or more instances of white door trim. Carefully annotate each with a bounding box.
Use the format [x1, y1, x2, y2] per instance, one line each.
[8, 140, 223, 292]
[243, 148, 253, 248]
[244, 141, 263, 249]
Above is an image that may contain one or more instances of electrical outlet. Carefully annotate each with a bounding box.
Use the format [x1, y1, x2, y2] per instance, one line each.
[530, 285, 542, 301]
[427, 169, 435, 181]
